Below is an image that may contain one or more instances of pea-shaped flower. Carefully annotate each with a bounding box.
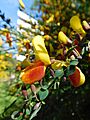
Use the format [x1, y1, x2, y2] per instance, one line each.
[70, 15, 86, 36]
[69, 67, 85, 87]
[32, 35, 51, 66]
[20, 60, 46, 84]
[58, 31, 72, 44]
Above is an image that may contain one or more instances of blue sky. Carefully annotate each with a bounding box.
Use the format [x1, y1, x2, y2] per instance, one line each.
[0, 0, 34, 26]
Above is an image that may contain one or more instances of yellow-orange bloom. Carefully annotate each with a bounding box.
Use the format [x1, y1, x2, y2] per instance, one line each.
[20, 61, 46, 84]
[69, 67, 85, 87]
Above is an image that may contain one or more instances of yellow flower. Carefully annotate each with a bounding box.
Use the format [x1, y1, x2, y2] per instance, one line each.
[0, 28, 9, 36]
[32, 35, 51, 66]
[46, 15, 54, 24]
[19, 0, 25, 9]
[58, 31, 72, 44]
[51, 60, 69, 70]
[70, 15, 86, 36]
[0, 71, 10, 82]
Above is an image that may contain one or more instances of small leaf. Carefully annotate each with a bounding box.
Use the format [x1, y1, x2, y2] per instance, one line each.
[29, 106, 41, 120]
[55, 68, 64, 78]
[70, 59, 78, 66]
[39, 89, 49, 101]
[11, 111, 19, 120]
[26, 108, 31, 115]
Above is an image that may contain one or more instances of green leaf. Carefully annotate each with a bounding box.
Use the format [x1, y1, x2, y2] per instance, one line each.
[26, 108, 31, 115]
[41, 85, 48, 90]
[39, 89, 49, 101]
[70, 59, 78, 66]
[11, 111, 19, 120]
[6, 96, 17, 108]
[29, 106, 41, 120]
[55, 68, 64, 78]
[0, 99, 5, 114]
[66, 66, 75, 76]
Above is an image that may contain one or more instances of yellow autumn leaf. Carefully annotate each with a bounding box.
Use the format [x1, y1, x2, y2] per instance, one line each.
[32, 35, 51, 66]
[70, 15, 86, 36]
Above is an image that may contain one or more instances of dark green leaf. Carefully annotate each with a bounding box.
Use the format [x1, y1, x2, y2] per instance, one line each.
[66, 46, 77, 57]
[39, 89, 49, 101]
[66, 66, 75, 76]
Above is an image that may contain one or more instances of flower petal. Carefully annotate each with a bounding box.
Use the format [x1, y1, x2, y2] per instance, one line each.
[19, 0, 25, 9]
[21, 65, 46, 84]
[70, 15, 86, 36]
[69, 67, 85, 87]
[58, 31, 72, 44]
[51, 60, 68, 70]
[32, 35, 51, 65]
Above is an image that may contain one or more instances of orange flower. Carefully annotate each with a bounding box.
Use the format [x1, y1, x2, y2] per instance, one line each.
[69, 67, 85, 87]
[20, 61, 46, 84]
